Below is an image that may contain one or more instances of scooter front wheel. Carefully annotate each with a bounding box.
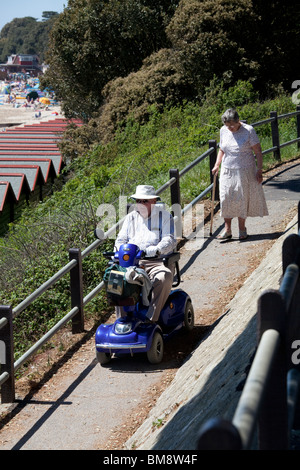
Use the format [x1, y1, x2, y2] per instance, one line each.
[184, 299, 194, 331]
[96, 350, 112, 365]
[147, 331, 164, 364]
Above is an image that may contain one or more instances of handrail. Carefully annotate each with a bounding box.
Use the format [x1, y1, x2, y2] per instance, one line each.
[12, 259, 77, 317]
[1, 107, 300, 404]
[279, 263, 299, 310]
[197, 202, 300, 450]
[14, 306, 79, 372]
[232, 328, 281, 449]
[0, 372, 9, 387]
[280, 138, 300, 149]
[156, 176, 176, 196]
[262, 145, 277, 155]
[182, 182, 214, 216]
[179, 147, 214, 177]
[252, 117, 275, 127]
[0, 317, 8, 330]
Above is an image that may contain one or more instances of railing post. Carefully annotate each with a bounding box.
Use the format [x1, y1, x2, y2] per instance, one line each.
[169, 168, 182, 240]
[69, 248, 84, 334]
[282, 233, 300, 274]
[270, 111, 281, 161]
[0, 305, 15, 403]
[209, 140, 219, 200]
[169, 168, 181, 207]
[257, 289, 288, 449]
[297, 106, 300, 150]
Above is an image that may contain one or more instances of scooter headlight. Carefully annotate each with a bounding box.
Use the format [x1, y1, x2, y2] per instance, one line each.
[114, 322, 132, 334]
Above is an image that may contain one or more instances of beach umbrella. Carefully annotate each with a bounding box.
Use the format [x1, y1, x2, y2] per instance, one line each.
[26, 90, 39, 101]
[1, 85, 10, 94]
[39, 97, 50, 105]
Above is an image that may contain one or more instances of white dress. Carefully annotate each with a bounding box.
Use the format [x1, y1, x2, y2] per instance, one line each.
[219, 123, 268, 219]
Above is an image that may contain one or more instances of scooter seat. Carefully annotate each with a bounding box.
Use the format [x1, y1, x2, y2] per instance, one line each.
[107, 296, 137, 306]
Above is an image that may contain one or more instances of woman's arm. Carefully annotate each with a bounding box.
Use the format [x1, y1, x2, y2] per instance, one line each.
[212, 149, 224, 175]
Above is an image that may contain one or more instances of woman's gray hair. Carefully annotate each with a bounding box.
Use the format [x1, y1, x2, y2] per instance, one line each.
[222, 108, 240, 123]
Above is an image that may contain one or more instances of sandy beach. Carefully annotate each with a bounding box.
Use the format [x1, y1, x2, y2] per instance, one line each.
[0, 102, 63, 128]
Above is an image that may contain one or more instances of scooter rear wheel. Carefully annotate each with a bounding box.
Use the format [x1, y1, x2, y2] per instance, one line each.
[96, 350, 112, 365]
[147, 331, 164, 364]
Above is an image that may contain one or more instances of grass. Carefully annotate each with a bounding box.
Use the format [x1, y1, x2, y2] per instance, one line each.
[0, 83, 299, 365]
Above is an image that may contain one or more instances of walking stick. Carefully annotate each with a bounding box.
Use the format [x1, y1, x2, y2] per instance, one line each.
[210, 172, 217, 236]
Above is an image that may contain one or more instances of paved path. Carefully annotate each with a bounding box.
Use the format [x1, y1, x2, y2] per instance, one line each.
[125, 161, 300, 450]
[0, 160, 299, 450]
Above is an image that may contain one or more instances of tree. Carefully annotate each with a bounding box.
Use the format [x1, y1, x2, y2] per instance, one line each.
[251, 0, 300, 95]
[87, 0, 262, 139]
[96, 48, 193, 141]
[0, 14, 60, 63]
[0, 18, 37, 61]
[41, 0, 177, 120]
[42, 0, 299, 141]
[166, 0, 260, 95]
[42, 11, 60, 21]
[166, 0, 299, 97]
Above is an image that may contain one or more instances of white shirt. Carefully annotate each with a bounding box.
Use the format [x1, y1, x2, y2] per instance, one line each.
[115, 205, 176, 255]
[220, 122, 260, 169]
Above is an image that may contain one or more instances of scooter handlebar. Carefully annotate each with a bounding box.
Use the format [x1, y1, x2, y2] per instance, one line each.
[102, 251, 116, 259]
[102, 249, 161, 262]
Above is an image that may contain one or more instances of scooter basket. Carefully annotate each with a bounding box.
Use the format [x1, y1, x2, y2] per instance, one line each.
[103, 263, 141, 305]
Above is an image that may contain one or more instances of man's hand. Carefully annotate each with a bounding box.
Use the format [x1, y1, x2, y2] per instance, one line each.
[145, 246, 160, 257]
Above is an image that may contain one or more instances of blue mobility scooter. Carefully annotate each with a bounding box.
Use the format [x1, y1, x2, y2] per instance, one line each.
[95, 243, 194, 365]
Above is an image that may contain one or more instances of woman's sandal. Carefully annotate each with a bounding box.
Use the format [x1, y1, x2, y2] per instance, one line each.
[239, 229, 248, 240]
[217, 230, 232, 240]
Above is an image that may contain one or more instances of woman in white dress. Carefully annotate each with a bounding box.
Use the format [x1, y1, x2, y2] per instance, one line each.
[212, 108, 268, 240]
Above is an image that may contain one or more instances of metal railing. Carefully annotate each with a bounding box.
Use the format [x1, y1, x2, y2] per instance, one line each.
[1, 107, 300, 404]
[197, 202, 300, 450]
[252, 108, 300, 160]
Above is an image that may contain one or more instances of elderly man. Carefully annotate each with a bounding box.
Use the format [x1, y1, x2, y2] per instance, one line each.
[115, 185, 176, 322]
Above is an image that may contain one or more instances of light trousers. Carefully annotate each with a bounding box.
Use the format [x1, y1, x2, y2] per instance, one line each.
[115, 260, 174, 322]
[142, 260, 175, 322]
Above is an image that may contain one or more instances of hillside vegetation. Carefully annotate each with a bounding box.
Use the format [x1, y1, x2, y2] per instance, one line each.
[0, 83, 298, 362]
[0, 12, 59, 63]
[42, 0, 299, 129]
[0, 0, 298, 364]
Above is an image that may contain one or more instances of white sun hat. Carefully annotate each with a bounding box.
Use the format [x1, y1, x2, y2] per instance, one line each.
[130, 185, 160, 200]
